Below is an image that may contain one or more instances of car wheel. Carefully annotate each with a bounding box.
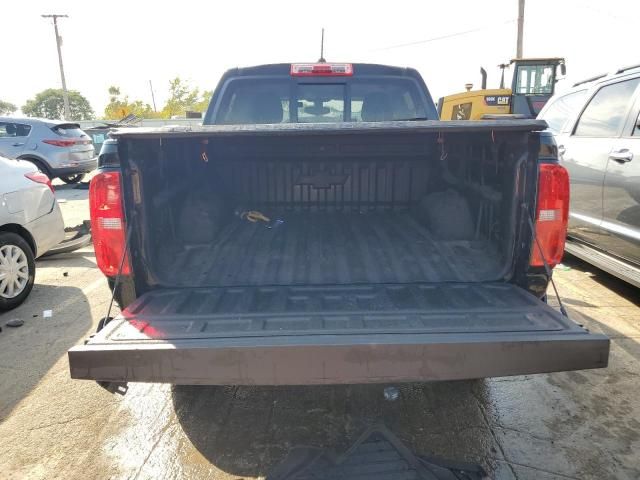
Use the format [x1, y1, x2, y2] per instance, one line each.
[60, 173, 86, 184]
[0, 233, 36, 312]
[20, 158, 52, 179]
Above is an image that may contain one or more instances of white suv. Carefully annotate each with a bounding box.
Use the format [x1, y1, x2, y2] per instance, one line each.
[0, 117, 97, 184]
[539, 65, 640, 287]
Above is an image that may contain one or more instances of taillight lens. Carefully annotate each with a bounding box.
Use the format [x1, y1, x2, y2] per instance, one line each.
[43, 139, 77, 147]
[530, 163, 570, 268]
[25, 171, 54, 192]
[89, 171, 130, 276]
[290, 63, 353, 76]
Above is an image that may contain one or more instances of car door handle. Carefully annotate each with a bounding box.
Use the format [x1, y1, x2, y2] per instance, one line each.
[609, 149, 633, 163]
[558, 145, 566, 156]
[12, 142, 24, 147]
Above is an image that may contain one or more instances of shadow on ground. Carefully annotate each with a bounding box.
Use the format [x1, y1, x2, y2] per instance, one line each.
[37, 250, 97, 269]
[562, 253, 640, 307]
[172, 380, 498, 478]
[0, 284, 91, 420]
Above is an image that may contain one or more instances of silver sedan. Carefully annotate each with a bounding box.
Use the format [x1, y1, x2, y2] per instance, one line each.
[0, 155, 65, 310]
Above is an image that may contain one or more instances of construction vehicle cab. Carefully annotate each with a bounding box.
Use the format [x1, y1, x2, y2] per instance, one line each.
[439, 58, 566, 120]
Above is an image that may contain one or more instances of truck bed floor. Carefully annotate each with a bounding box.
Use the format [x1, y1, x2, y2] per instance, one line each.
[157, 212, 503, 287]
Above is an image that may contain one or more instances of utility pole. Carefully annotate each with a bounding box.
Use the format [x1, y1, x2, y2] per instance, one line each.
[42, 14, 71, 120]
[149, 80, 157, 112]
[516, 0, 525, 58]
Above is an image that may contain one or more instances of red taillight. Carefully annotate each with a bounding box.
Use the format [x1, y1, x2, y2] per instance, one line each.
[290, 63, 353, 76]
[43, 139, 76, 147]
[530, 164, 570, 268]
[90, 171, 130, 276]
[25, 171, 54, 192]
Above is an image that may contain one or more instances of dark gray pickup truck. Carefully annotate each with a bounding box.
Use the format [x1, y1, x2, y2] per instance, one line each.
[69, 63, 609, 387]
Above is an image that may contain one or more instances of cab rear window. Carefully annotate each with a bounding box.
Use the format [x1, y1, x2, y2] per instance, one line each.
[215, 78, 427, 124]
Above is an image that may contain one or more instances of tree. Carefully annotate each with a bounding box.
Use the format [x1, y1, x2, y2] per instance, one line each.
[160, 77, 201, 118]
[22, 89, 94, 120]
[104, 86, 156, 120]
[0, 100, 17, 115]
[192, 90, 213, 114]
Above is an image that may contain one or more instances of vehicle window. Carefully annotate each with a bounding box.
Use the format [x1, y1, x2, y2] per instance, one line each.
[574, 78, 640, 137]
[218, 80, 290, 124]
[91, 133, 106, 144]
[350, 81, 426, 121]
[0, 122, 31, 138]
[539, 90, 587, 132]
[51, 124, 87, 137]
[515, 65, 555, 95]
[215, 77, 427, 124]
[297, 84, 345, 123]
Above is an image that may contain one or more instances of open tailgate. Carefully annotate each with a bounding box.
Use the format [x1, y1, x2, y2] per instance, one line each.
[69, 283, 609, 384]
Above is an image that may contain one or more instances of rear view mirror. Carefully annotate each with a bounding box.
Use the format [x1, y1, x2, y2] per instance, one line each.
[560, 64, 566, 76]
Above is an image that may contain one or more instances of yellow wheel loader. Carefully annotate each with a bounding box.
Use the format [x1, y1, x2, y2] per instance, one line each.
[438, 58, 566, 120]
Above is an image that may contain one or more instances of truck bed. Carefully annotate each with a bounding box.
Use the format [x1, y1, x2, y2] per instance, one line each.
[68, 119, 610, 385]
[158, 211, 502, 287]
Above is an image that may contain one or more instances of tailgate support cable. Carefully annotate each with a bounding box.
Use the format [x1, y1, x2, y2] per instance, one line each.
[525, 209, 569, 318]
[104, 223, 133, 326]
[94, 223, 133, 396]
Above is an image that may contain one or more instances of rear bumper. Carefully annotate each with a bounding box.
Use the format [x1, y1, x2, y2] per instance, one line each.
[69, 331, 609, 385]
[51, 157, 97, 177]
[27, 201, 65, 258]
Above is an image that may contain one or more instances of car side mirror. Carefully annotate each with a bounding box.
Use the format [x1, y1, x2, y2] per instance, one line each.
[560, 64, 566, 76]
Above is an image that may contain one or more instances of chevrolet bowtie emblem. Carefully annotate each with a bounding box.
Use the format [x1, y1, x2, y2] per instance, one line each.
[295, 172, 349, 189]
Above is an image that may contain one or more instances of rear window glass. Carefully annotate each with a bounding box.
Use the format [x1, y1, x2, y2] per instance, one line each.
[218, 80, 290, 124]
[52, 124, 86, 137]
[297, 84, 345, 123]
[351, 81, 425, 121]
[215, 77, 426, 124]
[539, 90, 587, 132]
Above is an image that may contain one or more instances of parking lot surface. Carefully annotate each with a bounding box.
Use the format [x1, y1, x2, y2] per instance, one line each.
[0, 183, 639, 479]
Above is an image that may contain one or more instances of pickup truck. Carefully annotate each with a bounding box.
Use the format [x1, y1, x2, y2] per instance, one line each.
[69, 63, 609, 387]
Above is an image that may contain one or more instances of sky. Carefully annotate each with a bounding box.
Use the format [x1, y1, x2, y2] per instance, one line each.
[2, 0, 639, 118]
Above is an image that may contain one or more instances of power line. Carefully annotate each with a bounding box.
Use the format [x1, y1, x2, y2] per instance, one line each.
[373, 19, 516, 52]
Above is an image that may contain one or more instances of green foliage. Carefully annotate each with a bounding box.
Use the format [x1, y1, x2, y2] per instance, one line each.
[160, 77, 201, 118]
[102, 79, 211, 120]
[192, 90, 213, 114]
[104, 85, 156, 120]
[22, 89, 94, 120]
[0, 99, 17, 115]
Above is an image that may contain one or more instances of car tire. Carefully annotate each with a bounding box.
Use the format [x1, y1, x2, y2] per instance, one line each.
[19, 157, 52, 179]
[0, 232, 36, 312]
[60, 174, 86, 184]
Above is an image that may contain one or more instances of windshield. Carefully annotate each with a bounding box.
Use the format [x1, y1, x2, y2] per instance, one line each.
[214, 77, 428, 124]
